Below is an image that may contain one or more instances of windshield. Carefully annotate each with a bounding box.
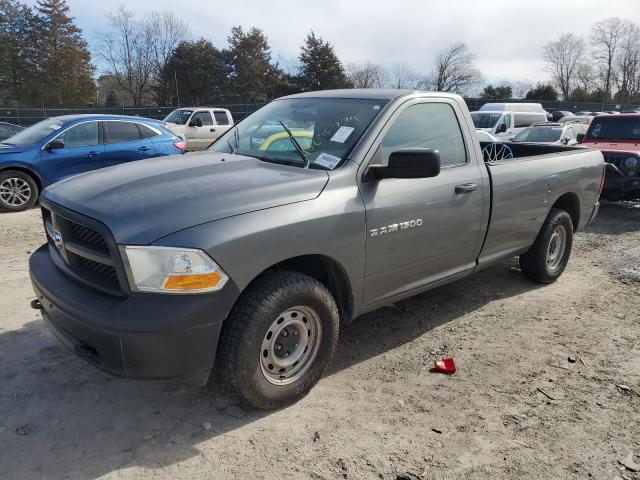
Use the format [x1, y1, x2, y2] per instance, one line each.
[512, 126, 563, 142]
[164, 109, 193, 125]
[2, 117, 65, 147]
[587, 117, 640, 141]
[210, 97, 388, 169]
[471, 112, 501, 129]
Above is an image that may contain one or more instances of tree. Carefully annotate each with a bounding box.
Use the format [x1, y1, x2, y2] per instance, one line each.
[161, 39, 231, 105]
[614, 21, 640, 104]
[425, 42, 483, 94]
[0, 0, 38, 105]
[104, 90, 118, 107]
[524, 83, 558, 101]
[34, 0, 95, 106]
[345, 61, 386, 88]
[542, 33, 585, 99]
[591, 17, 626, 101]
[227, 26, 280, 102]
[297, 31, 349, 91]
[146, 10, 189, 104]
[480, 84, 513, 99]
[98, 6, 154, 106]
[389, 62, 419, 89]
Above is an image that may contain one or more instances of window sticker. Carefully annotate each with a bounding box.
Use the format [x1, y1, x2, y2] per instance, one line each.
[330, 126, 355, 143]
[314, 152, 342, 169]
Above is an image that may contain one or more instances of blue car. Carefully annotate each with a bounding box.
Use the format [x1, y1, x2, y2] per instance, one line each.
[0, 115, 185, 212]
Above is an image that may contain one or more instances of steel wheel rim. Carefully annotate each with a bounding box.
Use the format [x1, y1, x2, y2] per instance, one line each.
[260, 306, 322, 385]
[0, 178, 31, 207]
[546, 225, 567, 271]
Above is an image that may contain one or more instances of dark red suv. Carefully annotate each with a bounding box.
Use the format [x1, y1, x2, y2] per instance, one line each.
[580, 114, 640, 201]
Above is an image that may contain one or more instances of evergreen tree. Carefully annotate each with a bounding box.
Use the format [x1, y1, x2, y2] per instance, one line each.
[480, 84, 513, 99]
[104, 91, 118, 107]
[525, 83, 559, 101]
[227, 26, 280, 102]
[0, 0, 38, 105]
[35, 0, 95, 106]
[161, 39, 232, 105]
[297, 31, 348, 91]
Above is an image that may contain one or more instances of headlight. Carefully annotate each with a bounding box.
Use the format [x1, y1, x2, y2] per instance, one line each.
[121, 246, 229, 294]
[624, 157, 638, 169]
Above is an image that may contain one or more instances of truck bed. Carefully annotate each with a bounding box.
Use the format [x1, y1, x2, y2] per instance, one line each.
[476, 143, 604, 267]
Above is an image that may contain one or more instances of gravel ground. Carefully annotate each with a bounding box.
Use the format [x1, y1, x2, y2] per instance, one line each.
[0, 202, 638, 480]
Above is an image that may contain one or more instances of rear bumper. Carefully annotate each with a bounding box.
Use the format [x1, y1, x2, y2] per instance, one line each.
[29, 244, 239, 384]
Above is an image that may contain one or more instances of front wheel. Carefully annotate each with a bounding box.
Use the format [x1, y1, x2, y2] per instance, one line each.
[0, 170, 39, 212]
[215, 271, 339, 410]
[520, 208, 573, 284]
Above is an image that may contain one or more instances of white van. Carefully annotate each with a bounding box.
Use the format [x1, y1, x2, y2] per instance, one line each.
[470, 109, 549, 140]
[163, 107, 234, 151]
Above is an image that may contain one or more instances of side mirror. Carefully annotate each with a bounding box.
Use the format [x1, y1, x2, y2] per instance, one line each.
[189, 117, 203, 128]
[365, 149, 441, 182]
[576, 133, 585, 144]
[495, 124, 507, 134]
[46, 139, 65, 150]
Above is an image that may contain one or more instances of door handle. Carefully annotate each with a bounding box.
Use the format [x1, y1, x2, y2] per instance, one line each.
[86, 151, 99, 157]
[209, 128, 216, 132]
[138, 146, 150, 151]
[455, 183, 478, 194]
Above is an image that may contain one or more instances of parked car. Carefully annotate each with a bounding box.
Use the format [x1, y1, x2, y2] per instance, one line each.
[475, 129, 500, 142]
[0, 121, 23, 141]
[549, 111, 574, 122]
[579, 113, 640, 201]
[29, 89, 604, 409]
[163, 107, 234, 151]
[471, 103, 548, 140]
[558, 115, 591, 124]
[0, 115, 184, 212]
[511, 122, 588, 145]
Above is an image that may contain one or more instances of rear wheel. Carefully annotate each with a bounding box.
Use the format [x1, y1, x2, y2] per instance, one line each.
[0, 170, 38, 212]
[215, 271, 339, 410]
[520, 208, 573, 283]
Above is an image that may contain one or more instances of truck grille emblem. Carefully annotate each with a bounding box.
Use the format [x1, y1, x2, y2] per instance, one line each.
[52, 230, 64, 252]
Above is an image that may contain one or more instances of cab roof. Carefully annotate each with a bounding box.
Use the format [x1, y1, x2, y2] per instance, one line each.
[280, 88, 462, 102]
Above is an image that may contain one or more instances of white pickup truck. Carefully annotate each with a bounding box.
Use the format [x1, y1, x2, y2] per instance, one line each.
[163, 107, 234, 151]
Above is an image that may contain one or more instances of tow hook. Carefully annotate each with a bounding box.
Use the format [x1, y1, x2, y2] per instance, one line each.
[30, 299, 43, 310]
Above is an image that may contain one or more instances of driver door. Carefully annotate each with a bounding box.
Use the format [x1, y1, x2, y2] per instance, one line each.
[185, 111, 215, 150]
[40, 121, 105, 182]
[359, 99, 487, 306]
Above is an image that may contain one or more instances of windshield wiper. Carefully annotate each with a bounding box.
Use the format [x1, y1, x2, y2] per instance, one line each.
[278, 120, 308, 167]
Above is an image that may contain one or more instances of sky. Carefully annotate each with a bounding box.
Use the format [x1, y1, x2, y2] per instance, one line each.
[26, 0, 640, 88]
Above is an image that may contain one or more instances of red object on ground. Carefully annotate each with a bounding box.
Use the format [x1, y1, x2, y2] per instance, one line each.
[432, 357, 456, 374]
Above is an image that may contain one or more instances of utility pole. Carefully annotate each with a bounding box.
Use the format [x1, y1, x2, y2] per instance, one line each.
[174, 71, 180, 107]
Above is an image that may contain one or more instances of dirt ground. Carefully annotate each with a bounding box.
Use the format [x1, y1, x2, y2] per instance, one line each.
[0, 202, 638, 480]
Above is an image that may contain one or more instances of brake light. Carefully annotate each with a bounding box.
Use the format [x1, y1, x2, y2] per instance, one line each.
[174, 141, 185, 151]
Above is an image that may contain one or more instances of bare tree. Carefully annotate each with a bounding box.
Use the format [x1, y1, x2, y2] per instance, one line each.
[98, 7, 189, 106]
[542, 33, 585, 99]
[389, 62, 419, 89]
[614, 21, 640, 104]
[97, 7, 154, 106]
[345, 61, 387, 88]
[424, 42, 482, 94]
[144, 10, 189, 103]
[575, 63, 596, 92]
[591, 17, 626, 100]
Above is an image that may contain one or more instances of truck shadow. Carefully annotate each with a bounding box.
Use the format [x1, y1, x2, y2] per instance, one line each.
[0, 258, 544, 479]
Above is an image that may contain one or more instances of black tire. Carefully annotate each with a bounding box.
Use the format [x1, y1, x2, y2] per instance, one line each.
[215, 271, 339, 410]
[520, 208, 573, 284]
[0, 170, 39, 212]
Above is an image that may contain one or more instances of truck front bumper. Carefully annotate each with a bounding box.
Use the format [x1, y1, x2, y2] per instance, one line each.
[29, 244, 239, 384]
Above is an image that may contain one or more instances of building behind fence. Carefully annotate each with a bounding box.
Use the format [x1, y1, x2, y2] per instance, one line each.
[1, 98, 639, 127]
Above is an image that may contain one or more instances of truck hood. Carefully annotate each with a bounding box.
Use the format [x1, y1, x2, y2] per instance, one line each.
[583, 141, 640, 153]
[164, 123, 185, 137]
[43, 151, 329, 244]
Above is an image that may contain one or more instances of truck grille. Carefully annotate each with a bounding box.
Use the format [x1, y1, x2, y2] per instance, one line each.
[603, 152, 637, 175]
[41, 203, 126, 295]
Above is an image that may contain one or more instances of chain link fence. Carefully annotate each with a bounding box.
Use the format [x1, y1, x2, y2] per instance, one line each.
[1, 98, 638, 127]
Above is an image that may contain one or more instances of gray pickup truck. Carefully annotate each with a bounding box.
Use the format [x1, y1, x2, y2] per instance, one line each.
[29, 89, 604, 409]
